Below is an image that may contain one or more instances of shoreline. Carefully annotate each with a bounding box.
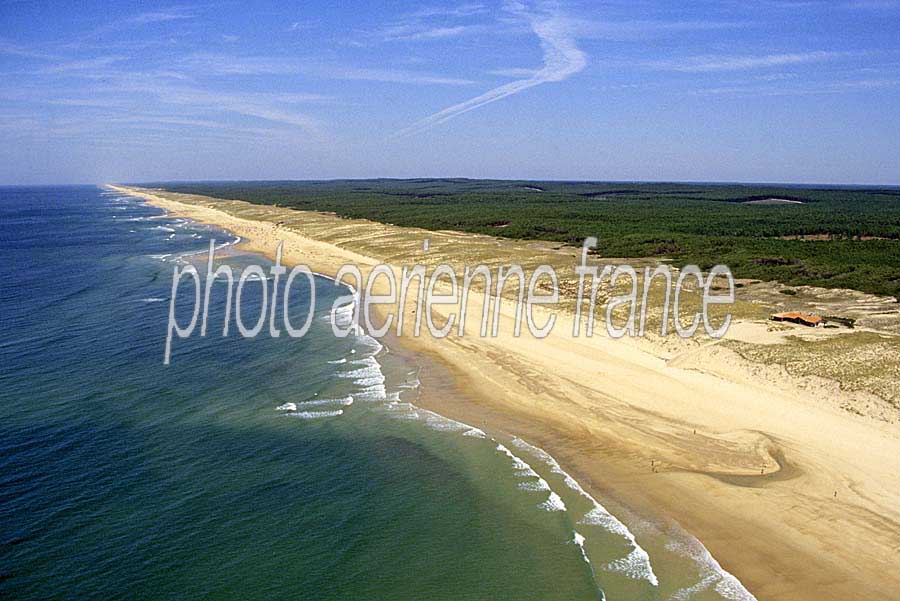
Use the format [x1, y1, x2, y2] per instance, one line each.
[111, 184, 900, 601]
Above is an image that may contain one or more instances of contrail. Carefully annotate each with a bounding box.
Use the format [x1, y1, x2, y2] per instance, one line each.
[393, 1, 586, 138]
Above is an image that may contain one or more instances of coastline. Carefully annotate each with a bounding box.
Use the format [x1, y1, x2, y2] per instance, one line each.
[111, 184, 900, 600]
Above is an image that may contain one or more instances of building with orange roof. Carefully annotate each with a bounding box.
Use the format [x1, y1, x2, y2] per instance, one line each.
[770, 312, 824, 327]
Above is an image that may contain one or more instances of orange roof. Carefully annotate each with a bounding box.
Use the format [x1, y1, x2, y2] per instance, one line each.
[772, 312, 823, 324]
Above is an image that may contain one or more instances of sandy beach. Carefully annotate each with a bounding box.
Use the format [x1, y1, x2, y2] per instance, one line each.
[112, 184, 900, 601]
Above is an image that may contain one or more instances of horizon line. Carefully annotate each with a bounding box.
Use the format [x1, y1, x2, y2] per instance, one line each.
[2, 177, 899, 189]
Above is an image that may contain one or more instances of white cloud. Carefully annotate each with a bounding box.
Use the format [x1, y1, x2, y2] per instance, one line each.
[384, 25, 472, 41]
[37, 55, 128, 74]
[844, 0, 900, 8]
[394, 0, 586, 137]
[487, 67, 539, 77]
[69, 7, 196, 43]
[780, 0, 900, 9]
[570, 18, 750, 41]
[688, 76, 900, 97]
[831, 77, 900, 88]
[124, 10, 195, 25]
[122, 83, 326, 136]
[38, 70, 329, 139]
[47, 97, 132, 108]
[324, 66, 475, 85]
[0, 40, 59, 61]
[177, 52, 476, 85]
[179, 53, 300, 75]
[645, 51, 851, 72]
[410, 4, 487, 18]
[377, 3, 488, 42]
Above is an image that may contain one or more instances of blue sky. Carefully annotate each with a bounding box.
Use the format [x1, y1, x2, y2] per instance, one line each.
[1, 0, 899, 184]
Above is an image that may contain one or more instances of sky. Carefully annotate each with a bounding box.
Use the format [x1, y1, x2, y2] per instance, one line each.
[1, 0, 899, 185]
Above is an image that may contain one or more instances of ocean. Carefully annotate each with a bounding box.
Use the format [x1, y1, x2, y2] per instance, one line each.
[0, 185, 755, 600]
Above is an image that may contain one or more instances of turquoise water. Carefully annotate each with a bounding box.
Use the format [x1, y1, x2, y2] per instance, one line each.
[0, 186, 755, 600]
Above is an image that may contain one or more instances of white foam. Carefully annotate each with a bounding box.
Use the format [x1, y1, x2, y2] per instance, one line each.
[353, 384, 387, 401]
[386, 408, 422, 421]
[351, 355, 378, 365]
[572, 530, 607, 600]
[511, 437, 580, 488]
[573, 531, 591, 565]
[386, 401, 417, 412]
[352, 375, 387, 388]
[539, 491, 567, 512]
[174, 236, 240, 261]
[298, 396, 354, 407]
[355, 335, 383, 356]
[332, 302, 356, 316]
[496, 444, 540, 477]
[287, 410, 343, 419]
[330, 300, 357, 327]
[139, 297, 166, 303]
[340, 357, 386, 389]
[495, 444, 569, 512]
[511, 437, 659, 586]
[348, 356, 380, 370]
[339, 364, 382, 378]
[517, 478, 551, 492]
[607, 547, 657, 584]
[339, 352, 387, 391]
[420, 410, 475, 433]
[667, 536, 757, 601]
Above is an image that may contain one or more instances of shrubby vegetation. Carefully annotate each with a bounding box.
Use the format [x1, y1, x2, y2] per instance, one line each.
[151, 179, 900, 298]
